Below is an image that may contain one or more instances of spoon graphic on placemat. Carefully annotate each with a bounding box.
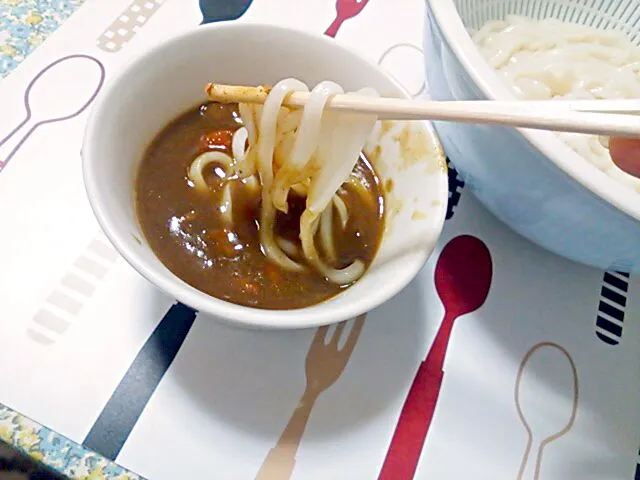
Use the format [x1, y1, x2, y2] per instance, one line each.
[0, 54, 105, 172]
[379, 234, 493, 480]
[324, 0, 370, 38]
[377, 43, 426, 99]
[200, 0, 254, 25]
[96, 0, 167, 53]
[515, 342, 578, 480]
[255, 315, 366, 480]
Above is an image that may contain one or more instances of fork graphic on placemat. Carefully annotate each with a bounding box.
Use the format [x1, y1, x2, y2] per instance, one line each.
[324, 0, 370, 38]
[255, 315, 366, 480]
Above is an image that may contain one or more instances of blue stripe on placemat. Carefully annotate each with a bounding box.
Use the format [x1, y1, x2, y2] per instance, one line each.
[83, 303, 197, 460]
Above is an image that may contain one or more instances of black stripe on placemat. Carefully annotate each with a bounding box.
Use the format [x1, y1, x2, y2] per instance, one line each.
[600, 285, 627, 308]
[446, 157, 465, 220]
[598, 301, 625, 322]
[595, 315, 623, 338]
[603, 272, 629, 292]
[595, 331, 619, 346]
[83, 302, 197, 460]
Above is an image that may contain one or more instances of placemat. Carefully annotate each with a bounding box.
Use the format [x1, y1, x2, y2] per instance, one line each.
[0, 1, 639, 479]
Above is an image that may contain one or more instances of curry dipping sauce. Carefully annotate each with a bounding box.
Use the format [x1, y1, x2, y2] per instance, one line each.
[135, 102, 385, 309]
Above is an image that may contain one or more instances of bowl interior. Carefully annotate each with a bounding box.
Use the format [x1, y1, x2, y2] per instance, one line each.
[83, 23, 448, 329]
[429, 0, 640, 223]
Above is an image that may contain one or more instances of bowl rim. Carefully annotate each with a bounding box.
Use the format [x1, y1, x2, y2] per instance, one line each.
[82, 21, 448, 330]
[427, 0, 640, 224]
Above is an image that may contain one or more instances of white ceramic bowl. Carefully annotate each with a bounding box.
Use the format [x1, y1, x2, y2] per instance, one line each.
[82, 23, 448, 329]
[425, 0, 640, 272]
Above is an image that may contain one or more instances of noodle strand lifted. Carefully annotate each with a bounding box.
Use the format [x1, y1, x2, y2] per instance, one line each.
[187, 78, 380, 285]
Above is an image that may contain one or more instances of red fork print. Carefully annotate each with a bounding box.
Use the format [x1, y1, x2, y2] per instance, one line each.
[325, 0, 370, 38]
[379, 235, 493, 480]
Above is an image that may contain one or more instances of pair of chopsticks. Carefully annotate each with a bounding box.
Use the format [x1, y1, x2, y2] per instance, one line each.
[206, 83, 640, 138]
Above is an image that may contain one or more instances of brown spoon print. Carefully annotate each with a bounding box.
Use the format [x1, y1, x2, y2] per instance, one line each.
[255, 315, 366, 480]
[515, 342, 579, 480]
[379, 235, 493, 479]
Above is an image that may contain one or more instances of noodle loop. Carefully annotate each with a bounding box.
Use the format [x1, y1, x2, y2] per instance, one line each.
[187, 78, 380, 285]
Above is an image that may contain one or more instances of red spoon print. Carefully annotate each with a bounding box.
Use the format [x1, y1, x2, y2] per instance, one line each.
[324, 0, 370, 38]
[379, 235, 493, 480]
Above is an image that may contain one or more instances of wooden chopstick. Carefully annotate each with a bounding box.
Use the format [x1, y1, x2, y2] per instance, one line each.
[205, 83, 640, 138]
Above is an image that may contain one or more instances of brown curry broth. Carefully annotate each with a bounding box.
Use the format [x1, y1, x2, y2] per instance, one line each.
[135, 102, 384, 309]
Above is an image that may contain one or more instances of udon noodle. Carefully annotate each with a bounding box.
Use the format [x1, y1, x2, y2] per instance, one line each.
[472, 15, 640, 191]
[186, 79, 379, 285]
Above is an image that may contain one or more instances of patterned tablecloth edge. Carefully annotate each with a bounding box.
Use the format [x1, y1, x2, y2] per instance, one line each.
[0, 402, 143, 480]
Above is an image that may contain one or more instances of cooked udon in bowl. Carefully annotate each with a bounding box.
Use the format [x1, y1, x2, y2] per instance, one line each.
[425, 0, 640, 271]
[82, 23, 448, 329]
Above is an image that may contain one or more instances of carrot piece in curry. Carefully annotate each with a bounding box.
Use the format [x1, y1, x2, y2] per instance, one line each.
[199, 129, 234, 152]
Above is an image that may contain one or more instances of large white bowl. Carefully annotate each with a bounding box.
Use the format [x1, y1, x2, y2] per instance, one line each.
[82, 23, 448, 329]
[425, 0, 640, 272]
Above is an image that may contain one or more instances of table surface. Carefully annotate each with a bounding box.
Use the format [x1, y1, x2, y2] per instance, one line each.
[1, 1, 639, 480]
